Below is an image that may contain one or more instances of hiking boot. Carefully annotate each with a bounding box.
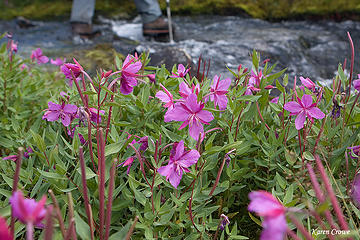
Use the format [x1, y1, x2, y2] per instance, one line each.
[143, 17, 171, 36]
[71, 22, 101, 39]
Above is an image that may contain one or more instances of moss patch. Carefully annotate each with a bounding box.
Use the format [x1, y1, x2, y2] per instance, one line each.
[1, 0, 360, 21]
[56, 44, 124, 74]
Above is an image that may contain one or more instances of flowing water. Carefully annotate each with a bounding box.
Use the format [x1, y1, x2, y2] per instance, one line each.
[1, 15, 360, 86]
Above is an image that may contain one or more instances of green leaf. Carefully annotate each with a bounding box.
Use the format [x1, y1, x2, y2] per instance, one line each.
[283, 184, 294, 205]
[105, 142, 122, 157]
[303, 151, 315, 161]
[37, 169, 66, 180]
[161, 126, 182, 142]
[108, 221, 132, 240]
[74, 211, 91, 240]
[30, 130, 46, 152]
[276, 80, 285, 93]
[237, 95, 261, 102]
[76, 167, 97, 179]
[275, 173, 286, 189]
[0, 136, 15, 149]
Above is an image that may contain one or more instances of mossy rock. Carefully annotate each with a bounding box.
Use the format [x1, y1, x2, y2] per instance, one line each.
[61, 43, 124, 73]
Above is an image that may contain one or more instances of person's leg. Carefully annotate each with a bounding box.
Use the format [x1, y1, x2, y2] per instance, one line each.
[133, 0, 162, 24]
[70, 0, 99, 38]
[70, 0, 96, 24]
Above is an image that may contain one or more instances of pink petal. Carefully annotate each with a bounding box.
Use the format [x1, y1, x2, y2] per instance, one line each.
[185, 94, 201, 113]
[164, 104, 189, 122]
[295, 111, 306, 130]
[63, 104, 78, 114]
[218, 78, 231, 91]
[61, 114, 71, 127]
[48, 102, 61, 111]
[158, 164, 174, 179]
[189, 118, 204, 140]
[0, 216, 12, 240]
[178, 150, 200, 168]
[38, 56, 49, 64]
[169, 169, 182, 188]
[174, 140, 185, 161]
[351, 173, 360, 208]
[270, 97, 279, 104]
[354, 80, 360, 91]
[307, 107, 325, 119]
[301, 94, 313, 108]
[179, 82, 192, 98]
[156, 91, 171, 103]
[178, 64, 185, 73]
[248, 191, 285, 217]
[284, 101, 302, 113]
[260, 215, 287, 240]
[44, 111, 60, 121]
[125, 61, 142, 74]
[300, 76, 315, 89]
[197, 109, 214, 123]
[215, 95, 228, 110]
[211, 75, 220, 89]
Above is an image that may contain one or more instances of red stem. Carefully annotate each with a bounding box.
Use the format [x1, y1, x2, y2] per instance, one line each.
[256, 102, 270, 130]
[79, 147, 95, 240]
[288, 214, 314, 240]
[314, 155, 350, 232]
[104, 159, 117, 240]
[306, 163, 337, 229]
[209, 153, 228, 196]
[98, 129, 106, 240]
[10, 147, 23, 236]
[44, 205, 54, 240]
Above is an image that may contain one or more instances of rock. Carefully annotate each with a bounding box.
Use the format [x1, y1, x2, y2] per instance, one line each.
[16, 16, 36, 29]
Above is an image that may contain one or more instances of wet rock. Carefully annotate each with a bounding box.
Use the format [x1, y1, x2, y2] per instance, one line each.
[136, 46, 193, 72]
[16, 16, 36, 29]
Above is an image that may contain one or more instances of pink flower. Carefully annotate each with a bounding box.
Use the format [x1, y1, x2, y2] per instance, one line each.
[248, 191, 287, 240]
[178, 82, 200, 99]
[170, 64, 189, 78]
[209, 75, 231, 110]
[147, 74, 156, 83]
[300, 76, 316, 90]
[11, 41, 17, 53]
[244, 70, 263, 95]
[219, 214, 230, 231]
[88, 108, 105, 124]
[42, 101, 78, 127]
[10, 191, 47, 227]
[165, 93, 214, 140]
[30, 48, 49, 65]
[156, 83, 175, 110]
[50, 58, 65, 66]
[118, 156, 135, 174]
[0, 216, 12, 240]
[67, 125, 86, 145]
[351, 172, 360, 208]
[3, 147, 33, 161]
[61, 59, 83, 86]
[20, 64, 28, 71]
[354, 74, 360, 91]
[284, 94, 325, 130]
[270, 97, 279, 104]
[119, 55, 142, 95]
[158, 140, 200, 188]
